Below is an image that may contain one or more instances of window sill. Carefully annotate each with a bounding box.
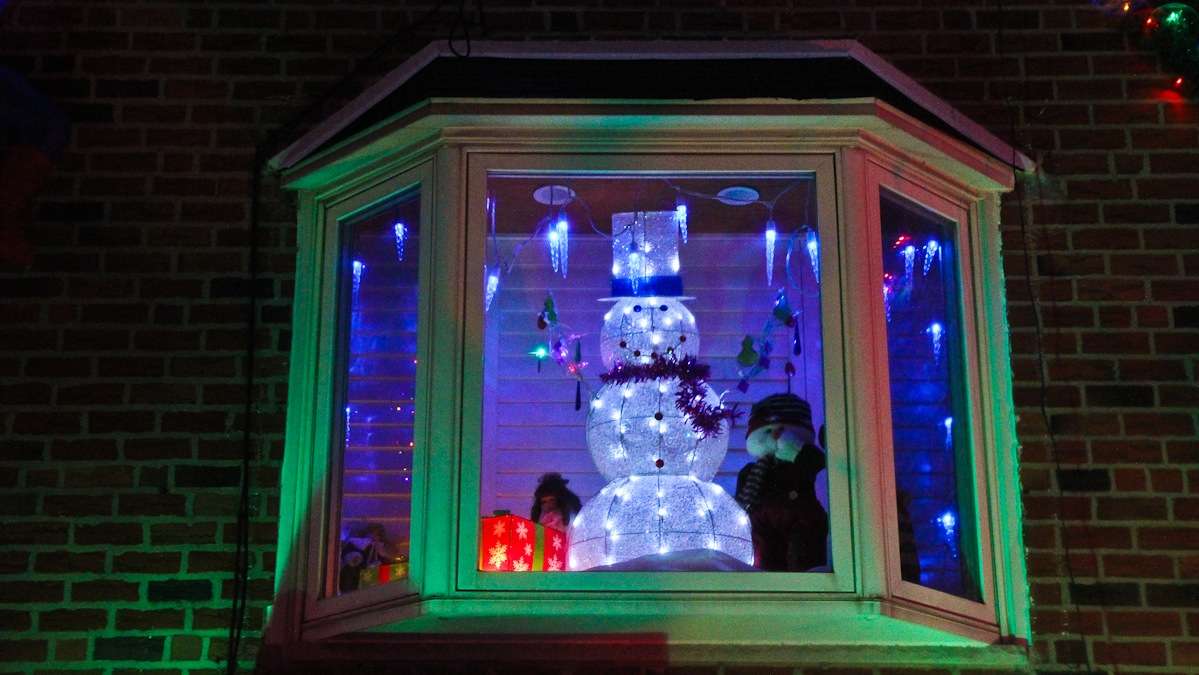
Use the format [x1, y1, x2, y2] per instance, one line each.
[274, 597, 1029, 671]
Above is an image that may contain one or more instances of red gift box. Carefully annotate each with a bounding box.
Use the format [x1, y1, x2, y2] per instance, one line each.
[479, 513, 567, 572]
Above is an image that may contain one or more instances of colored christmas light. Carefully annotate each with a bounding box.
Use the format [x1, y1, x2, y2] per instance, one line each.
[944, 416, 954, 450]
[675, 202, 689, 244]
[764, 219, 778, 285]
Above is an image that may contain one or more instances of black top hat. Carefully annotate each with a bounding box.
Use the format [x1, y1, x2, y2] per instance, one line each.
[745, 393, 815, 440]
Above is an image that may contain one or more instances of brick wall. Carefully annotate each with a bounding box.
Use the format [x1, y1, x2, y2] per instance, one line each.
[1, 1, 1197, 673]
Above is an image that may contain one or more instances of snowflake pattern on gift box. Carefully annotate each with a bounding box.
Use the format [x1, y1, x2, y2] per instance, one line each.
[492, 521, 506, 538]
[512, 559, 529, 572]
[488, 543, 508, 569]
[516, 521, 528, 540]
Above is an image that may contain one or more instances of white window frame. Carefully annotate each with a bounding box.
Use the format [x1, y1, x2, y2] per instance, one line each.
[271, 102, 1029, 663]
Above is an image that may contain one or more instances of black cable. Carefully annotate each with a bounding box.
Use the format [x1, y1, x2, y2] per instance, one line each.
[224, 3, 470, 672]
[996, 0, 1098, 669]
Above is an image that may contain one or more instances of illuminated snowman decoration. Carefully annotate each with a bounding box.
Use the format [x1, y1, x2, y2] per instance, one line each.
[569, 210, 753, 570]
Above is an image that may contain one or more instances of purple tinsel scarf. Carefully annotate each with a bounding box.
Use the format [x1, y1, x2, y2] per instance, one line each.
[598, 355, 738, 439]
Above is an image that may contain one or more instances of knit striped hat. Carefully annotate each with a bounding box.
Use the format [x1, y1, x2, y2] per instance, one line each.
[745, 393, 815, 441]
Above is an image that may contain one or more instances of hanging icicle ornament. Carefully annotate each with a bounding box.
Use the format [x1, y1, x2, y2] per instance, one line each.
[805, 229, 820, 283]
[902, 243, 917, 286]
[927, 322, 944, 361]
[882, 273, 895, 323]
[555, 217, 569, 278]
[764, 219, 778, 285]
[943, 416, 954, 450]
[923, 239, 940, 276]
[547, 217, 570, 277]
[351, 260, 365, 307]
[483, 266, 500, 312]
[392, 221, 407, 261]
[675, 200, 689, 244]
[937, 510, 957, 539]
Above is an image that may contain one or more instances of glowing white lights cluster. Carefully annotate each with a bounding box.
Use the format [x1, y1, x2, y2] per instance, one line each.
[568, 475, 753, 570]
[586, 378, 726, 481]
[568, 209, 752, 570]
[611, 210, 680, 288]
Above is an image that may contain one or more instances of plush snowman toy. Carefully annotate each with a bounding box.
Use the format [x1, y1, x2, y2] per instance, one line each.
[735, 393, 829, 572]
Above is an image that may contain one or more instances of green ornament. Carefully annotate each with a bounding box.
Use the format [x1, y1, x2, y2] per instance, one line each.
[542, 295, 558, 325]
[736, 335, 759, 368]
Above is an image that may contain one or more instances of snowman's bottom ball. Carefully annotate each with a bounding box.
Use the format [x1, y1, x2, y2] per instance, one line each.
[567, 475, 752, 570]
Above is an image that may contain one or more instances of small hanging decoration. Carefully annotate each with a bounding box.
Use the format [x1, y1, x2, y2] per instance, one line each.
[484, 266, 500, 312]
[530, 344, 549, 372]
[805, 229, 820, 283]
[675, 200, 689, 244]
[943, 416, 954, 450]
[392, 221, 407, 261]
[573, 340, 584, 410]
[533, 293, 588, 391]
[923, 239, 940, 276]
[735, 289, 800, 393]
[927, 321, 944, 362]
[764, 219, 778, 285]
[784, 360, 796, 393]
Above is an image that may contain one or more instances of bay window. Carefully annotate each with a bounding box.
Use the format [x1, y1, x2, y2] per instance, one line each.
[268, 41, 1031, 668]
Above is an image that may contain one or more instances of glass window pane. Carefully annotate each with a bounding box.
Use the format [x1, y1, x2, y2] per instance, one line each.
[479, 172, 828, 573]
[332, 189, 421, 595]
[879, 189, 980, 601]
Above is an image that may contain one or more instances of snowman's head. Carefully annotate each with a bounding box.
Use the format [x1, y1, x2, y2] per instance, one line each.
[744, 393, 816, 462]
[599, 297, 700, 369]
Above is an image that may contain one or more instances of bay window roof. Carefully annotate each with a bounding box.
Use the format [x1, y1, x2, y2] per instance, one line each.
[270, 40, 1034, 175]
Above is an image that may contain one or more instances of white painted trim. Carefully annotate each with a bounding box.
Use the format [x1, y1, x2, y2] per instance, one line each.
[268, 40, 1034, 173]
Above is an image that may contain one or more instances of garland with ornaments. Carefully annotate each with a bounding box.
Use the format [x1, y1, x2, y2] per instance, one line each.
[1106, 0, 1199, 96]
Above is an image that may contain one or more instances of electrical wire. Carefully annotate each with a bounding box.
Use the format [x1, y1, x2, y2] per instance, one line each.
[227, 2, 476, 672]
[996, 0, 1098, 669]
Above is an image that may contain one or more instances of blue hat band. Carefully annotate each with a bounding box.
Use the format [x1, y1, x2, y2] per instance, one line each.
[610, 275, 684, 298]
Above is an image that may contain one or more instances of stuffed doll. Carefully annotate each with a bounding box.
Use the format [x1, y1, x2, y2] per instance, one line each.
[735, 393, 828, 572]
[530, 472, 582, 532]
[338, 523, 395, 593]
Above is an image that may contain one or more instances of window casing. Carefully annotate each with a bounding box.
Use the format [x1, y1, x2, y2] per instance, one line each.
[273, 103, 1028, 660]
